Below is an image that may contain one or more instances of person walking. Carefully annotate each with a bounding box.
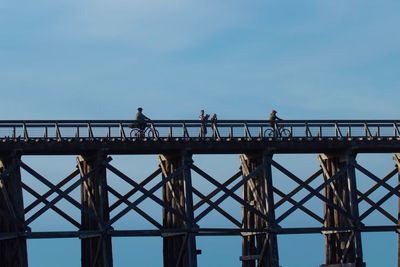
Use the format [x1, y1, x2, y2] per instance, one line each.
[210, 113, 218, 138]
[199, 110, 210, 137]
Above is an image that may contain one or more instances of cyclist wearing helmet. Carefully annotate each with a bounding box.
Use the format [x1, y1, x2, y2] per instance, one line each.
[136, 107, 150, 134]
[269, 109, 281, 133]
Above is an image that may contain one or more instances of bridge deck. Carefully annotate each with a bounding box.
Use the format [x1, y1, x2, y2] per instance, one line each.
[1, 137, 400, 154]
[0, 120, 399, 154]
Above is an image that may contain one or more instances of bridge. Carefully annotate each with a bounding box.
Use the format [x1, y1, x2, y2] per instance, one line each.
[1, 120, 400, 267]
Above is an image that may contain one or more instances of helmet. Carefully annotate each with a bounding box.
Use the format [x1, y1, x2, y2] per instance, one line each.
[138, 107, 143, 111]
[272, 110, 277, 113]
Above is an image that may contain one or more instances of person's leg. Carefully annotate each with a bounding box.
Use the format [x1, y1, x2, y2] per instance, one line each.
[139, 124, 146, 137]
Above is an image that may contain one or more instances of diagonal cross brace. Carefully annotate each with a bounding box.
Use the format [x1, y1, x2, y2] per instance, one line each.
[275, 169, 323, 208]
[357, 168, 398, 204]
[25, 159, 110, 227]
[273, 187, 324, 224]
[193, 163, 270, 223]
[355, 163, 400, 199]
[105, 162, 192, 227]
[194, 171, 241, 210]
[276, 163, 356, 224]
[24, 170, 82, 214]
[22, 182, 81, 228]
[360, 182, 400, 221]
[192, 164, 269, 219]
[21, 161, 82, 214]
[109, 168, 162, 212]
[192, 186, 241, 227]
[273, 159, 356, 223]
[356, 190, 397, 223]
[107, 186, 162, 229]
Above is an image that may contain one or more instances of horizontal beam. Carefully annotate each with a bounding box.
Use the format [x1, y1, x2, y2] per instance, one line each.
[0, 119, 399, 125]
[1, 138, 400, 155]
[3, 225, 400, 239]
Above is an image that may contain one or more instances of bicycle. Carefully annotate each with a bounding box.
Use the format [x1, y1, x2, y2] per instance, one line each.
[129, 123, 159, 138]
[264, 126, 290, 137]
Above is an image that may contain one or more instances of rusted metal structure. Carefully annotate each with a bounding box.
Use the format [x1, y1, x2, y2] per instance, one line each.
[1, 119, 400, 267]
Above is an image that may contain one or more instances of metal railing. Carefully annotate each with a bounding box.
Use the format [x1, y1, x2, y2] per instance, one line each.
[0, 120, 399, 140]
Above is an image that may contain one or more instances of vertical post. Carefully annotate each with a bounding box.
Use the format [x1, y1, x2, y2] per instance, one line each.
[160, 153, 198, 267]
[240, 153, 279, 267]
[0, 153, 28, 267]
[77, 152, 113, 267]
[319, 153, 364, 267]
[394, 154, 400, 267]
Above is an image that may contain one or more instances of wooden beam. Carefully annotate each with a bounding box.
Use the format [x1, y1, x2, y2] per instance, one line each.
[78, 152, 113, 267]
[109, 168, 161, 212]
[0, 153, 28, 267]
[160, 153, 198, 267]
[107, 186, 162, 229]
[193, 163, 269, 223]
[194, 170, 241, 210]
[319, 153, 364, 266]
[240, 153, 279, 267]
[274, 159, 355, 223]
[22, 182, 81, 228]
[105, 162, 191, 226]
[394, 154, 400, 267]
[192, 187, 241, 227]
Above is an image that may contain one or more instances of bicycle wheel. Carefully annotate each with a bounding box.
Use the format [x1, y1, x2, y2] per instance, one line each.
[147, 129, 159, 138]
[264, 128, 274, 137]
[130, 129, 140, 138]
[280, 128, 290, 137]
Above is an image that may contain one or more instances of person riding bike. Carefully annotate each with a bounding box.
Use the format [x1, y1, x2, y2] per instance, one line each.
[269, 109, 282, 136]
[133, 107, 151, 137]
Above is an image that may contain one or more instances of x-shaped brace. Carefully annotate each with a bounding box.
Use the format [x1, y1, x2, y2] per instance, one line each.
[193, 163, 270, 224]
[275, 160, 356, 224]
[104, 162, 192, 227]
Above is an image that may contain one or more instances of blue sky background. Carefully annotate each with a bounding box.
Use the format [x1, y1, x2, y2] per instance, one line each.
[1, 1, 400, 266]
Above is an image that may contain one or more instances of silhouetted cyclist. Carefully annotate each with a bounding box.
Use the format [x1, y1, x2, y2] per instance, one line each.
[269, 109, 282, 136]
[135, 107, 150, 137]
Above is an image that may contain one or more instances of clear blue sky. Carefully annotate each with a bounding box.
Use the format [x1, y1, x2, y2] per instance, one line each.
[1, 1, 400, 267]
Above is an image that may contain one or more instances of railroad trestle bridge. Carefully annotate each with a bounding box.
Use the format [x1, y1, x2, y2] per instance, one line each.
[1, 120, 400, 267]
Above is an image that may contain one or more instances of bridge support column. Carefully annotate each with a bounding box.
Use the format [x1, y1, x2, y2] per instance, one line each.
[0, 153, 28, 267]
[77, 153, 113, 267]
[240, 153, 279, 267]
[159, 153, 198, 267]
[319, 154, 364, 267]
[395, 154, 400, 267]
